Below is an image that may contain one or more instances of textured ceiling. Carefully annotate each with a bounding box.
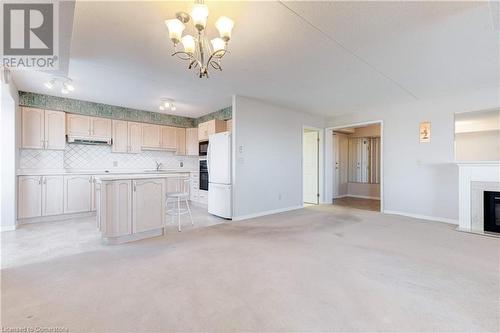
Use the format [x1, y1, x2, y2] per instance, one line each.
[11, 1, 500, 117]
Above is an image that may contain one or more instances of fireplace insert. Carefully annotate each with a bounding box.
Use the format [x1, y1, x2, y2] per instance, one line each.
[484, 191, 500, 233]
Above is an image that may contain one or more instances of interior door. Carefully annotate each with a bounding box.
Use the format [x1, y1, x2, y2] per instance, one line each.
[333, 134, 340, 198]
[303, 130, 319, 204]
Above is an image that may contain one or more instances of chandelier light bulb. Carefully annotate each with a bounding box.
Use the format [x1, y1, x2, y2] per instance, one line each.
[171, 104, 176, 111]
[211, 38, 225, 53]
[215, 16, 234, 42]
[61, 88, 69, 94]
[163, 101, 170, 108]
[191, 3, 209, 31]
[165, 19, 185, 44]
[159, 105, 165, 111]
[181, 35, 196, 54]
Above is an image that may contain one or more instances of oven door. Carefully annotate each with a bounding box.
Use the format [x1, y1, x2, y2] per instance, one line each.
[199, 141, 208, 156]
[200, 160, 208, 191]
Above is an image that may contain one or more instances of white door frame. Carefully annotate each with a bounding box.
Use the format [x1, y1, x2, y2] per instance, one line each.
[302, 126, 325, 205]
[324, 120, 384, 212]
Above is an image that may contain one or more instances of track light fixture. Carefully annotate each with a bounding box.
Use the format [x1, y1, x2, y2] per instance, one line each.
[159, 98, 176, 112]
[43, 76, 75, 94]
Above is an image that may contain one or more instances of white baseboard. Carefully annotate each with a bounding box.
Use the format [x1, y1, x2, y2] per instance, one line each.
[232, 205, 303, 222]
[17, 211, 96, 225]
[346, 194, 380, 200]
[0, 225, 17, 232]
[383, 210, 458, 225]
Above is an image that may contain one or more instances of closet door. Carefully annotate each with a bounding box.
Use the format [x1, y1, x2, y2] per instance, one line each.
[360, 138, 369, 183]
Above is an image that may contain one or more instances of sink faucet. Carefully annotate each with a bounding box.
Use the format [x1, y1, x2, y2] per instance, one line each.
[155, 161, 163, 171]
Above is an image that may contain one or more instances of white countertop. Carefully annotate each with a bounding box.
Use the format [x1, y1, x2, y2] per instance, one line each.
[95, 173, 191, 181]
[17, 168, 199, 176]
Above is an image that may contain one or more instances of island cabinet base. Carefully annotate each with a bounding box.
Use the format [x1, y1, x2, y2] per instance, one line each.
[97, 177, 166, 244]
[103, 228, 164, 245]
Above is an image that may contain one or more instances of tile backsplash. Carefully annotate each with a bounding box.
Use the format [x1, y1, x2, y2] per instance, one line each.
[20, 144, 198, 171]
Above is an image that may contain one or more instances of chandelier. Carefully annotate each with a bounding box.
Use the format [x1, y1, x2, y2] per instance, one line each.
[165, 0, 234, 78]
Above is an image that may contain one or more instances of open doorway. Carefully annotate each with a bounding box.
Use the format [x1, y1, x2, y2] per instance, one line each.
[330, 122, 382, 212]
[303, 129, 319, 205]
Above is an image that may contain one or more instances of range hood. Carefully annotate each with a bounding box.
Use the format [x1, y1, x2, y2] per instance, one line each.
[67, 136, 112, 145]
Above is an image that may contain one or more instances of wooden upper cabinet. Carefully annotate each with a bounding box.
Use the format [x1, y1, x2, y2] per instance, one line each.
[176, 128, 186, 155]
[112, 120, 128, 153]
[198, 119, 227, 141]
[161, 126, 177, 150]
[66, 114, 91, 137]
[226, 119, 232, 133]
[90, 117, 112, 139]
[22, 107, 45, 149]
[21, 107, 65, 150]
[186, 128, 198, 156]
[142, 124, 161, 149]
[198, 122, 208, 141]
[44, 110, 66, 150]
[128, 122, 142, 154]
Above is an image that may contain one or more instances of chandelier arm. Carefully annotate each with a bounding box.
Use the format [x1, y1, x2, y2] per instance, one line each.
[206, 49, 228, 68]
[172, 51, 203, 69]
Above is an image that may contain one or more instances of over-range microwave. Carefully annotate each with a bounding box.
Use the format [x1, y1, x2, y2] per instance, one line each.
[199, 140, 208, 156]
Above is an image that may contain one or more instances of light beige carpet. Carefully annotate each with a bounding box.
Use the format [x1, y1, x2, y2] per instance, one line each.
[1, 205, 499, 332]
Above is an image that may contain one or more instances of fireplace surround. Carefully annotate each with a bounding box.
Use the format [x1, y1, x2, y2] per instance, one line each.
[458, 162, 500, 237]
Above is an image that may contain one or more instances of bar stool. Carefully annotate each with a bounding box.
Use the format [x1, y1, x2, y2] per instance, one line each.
[166, 176, 193, 232]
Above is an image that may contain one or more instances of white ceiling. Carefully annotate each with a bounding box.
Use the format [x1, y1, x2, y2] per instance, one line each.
[11, 1, 500, 118]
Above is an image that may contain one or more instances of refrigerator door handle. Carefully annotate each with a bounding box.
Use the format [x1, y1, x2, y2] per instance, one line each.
[206, 142, 211, 176]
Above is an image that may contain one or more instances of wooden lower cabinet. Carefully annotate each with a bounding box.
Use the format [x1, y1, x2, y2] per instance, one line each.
[18, 175, 64, 219]
[42, 176, 64, 216]
[18, 176, 42, 219]
[64, 175, 92, 214]
[132, 179, 165, 233]
[100, 180, 132, 237]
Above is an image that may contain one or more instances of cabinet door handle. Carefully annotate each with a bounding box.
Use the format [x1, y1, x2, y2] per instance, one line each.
[133, 181, 137, 192]
[38, 176, 42, 185]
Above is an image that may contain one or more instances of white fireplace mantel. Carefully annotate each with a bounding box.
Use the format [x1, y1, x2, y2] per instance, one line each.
[457, 161, 500, 232]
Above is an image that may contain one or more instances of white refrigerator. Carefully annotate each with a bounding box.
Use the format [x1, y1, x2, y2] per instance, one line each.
[207, 132, 232, 219]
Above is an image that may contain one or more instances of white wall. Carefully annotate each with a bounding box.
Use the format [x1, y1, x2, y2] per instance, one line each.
[326, 88, 499, 223]
[1, 72, 19, 231]
[232, 95, 325, 220]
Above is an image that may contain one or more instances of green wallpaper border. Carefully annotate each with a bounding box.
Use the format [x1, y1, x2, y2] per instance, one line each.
[18, 91, 232, 128]
[194, 106, 232, 125]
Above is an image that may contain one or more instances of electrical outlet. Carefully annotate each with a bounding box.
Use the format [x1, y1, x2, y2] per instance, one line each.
[180, 161, 184, 167]
[278, 194, 282, 200]
[239, 145, 244, 153]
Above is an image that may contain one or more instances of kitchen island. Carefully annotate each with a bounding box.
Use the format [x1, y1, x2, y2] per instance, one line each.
[95, 173, 189, 244]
